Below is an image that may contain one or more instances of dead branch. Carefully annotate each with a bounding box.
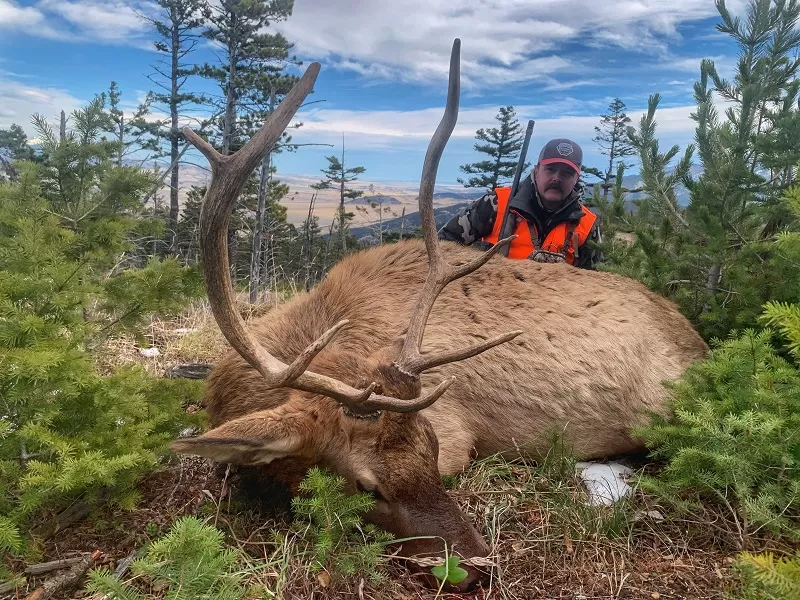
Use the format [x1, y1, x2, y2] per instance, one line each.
[24, 556, 89, 576]
[24, 550, 102, 600]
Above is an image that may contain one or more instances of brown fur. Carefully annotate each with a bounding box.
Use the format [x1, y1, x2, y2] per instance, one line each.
[208, 240, 706, 463]
[174, 239, 707, 591]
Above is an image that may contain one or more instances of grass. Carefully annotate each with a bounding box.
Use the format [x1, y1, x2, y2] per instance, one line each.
[9, 299, 797, 600]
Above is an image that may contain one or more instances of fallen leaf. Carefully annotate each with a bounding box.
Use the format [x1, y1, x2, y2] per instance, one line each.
[317, 571, 331, 588]
[563, 529, 574, 555]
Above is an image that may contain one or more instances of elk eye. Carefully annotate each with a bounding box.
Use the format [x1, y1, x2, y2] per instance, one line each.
[356, 479, 385, 502]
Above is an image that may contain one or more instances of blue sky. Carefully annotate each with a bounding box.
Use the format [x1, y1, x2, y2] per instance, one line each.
[0, 0, 745, 185]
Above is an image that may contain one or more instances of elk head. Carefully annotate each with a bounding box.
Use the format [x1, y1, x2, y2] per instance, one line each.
[172, 39, 520, 592]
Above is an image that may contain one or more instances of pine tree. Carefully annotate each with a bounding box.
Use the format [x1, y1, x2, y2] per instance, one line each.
[142, 0, 207, 256]
[197, 0, 297, 281]
[0, 124, 36, 180]
[0, 162, 203, 560]
[735, 550, 800, 600]
[198, 0, 296, 155]
[87, 517, 252, 600]
[458, 106, 528, 190]
[622, 0, 800, 340]
[106, 81, 158, 167]
[634, 326, 800, 542]
[591, 98, 635, 199]
[291, 467, 391, 580]
[31, 96, 137, 228]
[311, 141, 366, 255]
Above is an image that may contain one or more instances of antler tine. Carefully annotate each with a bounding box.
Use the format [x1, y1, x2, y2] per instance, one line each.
[392, 40, 521, 381]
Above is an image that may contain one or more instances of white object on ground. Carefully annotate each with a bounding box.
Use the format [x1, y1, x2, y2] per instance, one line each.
[575, 461, 634, 506]
[139, 347, 161, 358]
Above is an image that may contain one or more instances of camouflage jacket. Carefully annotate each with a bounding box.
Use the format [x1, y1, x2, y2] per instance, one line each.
[438, 174, 603, 270]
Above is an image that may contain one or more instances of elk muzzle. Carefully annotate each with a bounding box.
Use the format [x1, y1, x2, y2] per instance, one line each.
[367, 485, 492, 592]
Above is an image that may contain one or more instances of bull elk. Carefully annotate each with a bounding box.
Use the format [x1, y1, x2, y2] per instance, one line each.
[172, 39, 708, 592]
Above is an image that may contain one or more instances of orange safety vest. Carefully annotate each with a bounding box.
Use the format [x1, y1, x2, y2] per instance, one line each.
[481, 186, 597, 264]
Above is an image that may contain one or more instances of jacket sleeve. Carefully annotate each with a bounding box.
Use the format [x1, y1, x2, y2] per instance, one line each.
[573, 219, 603, 270]
[438, 191, 499, 245]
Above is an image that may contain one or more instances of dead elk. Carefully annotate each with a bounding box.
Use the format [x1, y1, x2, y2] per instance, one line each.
[171, 40, 708, 592]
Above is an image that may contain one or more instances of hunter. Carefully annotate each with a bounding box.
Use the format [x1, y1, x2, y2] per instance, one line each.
[439, 138, 602, 269]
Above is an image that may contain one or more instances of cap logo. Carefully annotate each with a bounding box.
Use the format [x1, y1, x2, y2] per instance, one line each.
[556, 142, 574, 156]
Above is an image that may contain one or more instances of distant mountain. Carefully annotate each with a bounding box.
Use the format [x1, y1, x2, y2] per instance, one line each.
[585, 163, 702, 208]
[345, 194, 403, 205]
[348, 202, 472, 241]
[350, 165, 704, 243]
[432, 190, 485, 201]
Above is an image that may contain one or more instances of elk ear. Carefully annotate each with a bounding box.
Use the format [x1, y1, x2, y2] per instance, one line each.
[170, 410, 310, 466]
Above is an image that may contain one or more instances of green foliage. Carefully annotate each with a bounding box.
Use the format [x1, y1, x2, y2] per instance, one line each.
[312, 151, 366, 258]
[0, 124, 36, 162]
[734, 550, 800, 600]
[291, 467, 391, 581]
[761, 301, 800, 361]
[634, 327, 800, 540]
[198, 0, 298, 155]
[86, 516, 252, 600]
[458, 106, 529, 190]
[431, 554, 468, 586]
[0, 158, 203, 555]
[0, 124, 36, 180]
[603, 0, 800, 342]
[590, 97, 636, 197]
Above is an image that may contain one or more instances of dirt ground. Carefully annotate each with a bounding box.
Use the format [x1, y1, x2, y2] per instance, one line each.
[5, 451, 760, 600]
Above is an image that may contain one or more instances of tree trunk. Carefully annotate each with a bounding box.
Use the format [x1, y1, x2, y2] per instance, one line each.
[117, 115, 124, 167]
[339, 185, 346, 253]
[250, 150, 271, 303]
[604, 134, 616, 201]
[59, 111, 66, 144]
[168, 3, 180, 256]
[224, 19, 238, 281]
[702, 263, 722, 314]
[222, 35, 237, 156]
[706, 264, 721, 293]
[249, 86, 276, 303]
[304, 193, 315, 292]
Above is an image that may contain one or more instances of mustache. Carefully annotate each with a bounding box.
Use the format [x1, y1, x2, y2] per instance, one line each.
[546, 183, 562, 190]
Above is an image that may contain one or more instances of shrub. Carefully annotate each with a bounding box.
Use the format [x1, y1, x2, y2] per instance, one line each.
[634, 325, 800, 541]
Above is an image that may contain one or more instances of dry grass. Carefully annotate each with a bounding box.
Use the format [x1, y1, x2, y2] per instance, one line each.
[92, 290, 290, 378]
[9, 300, 790, 600]
[11, 449, 762, 600]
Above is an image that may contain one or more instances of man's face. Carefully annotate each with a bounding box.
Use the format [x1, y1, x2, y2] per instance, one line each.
[534, 162, 579, 210]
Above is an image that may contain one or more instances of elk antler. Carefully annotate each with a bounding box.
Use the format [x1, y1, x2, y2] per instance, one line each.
[183, 63, 453, 415]
[392, 39, 523, 379]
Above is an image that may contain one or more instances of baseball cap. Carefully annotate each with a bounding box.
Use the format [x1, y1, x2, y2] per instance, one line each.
[538, 138, 582, 175]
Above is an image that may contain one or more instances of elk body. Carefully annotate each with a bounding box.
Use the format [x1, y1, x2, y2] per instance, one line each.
[172, 40, 708, 592]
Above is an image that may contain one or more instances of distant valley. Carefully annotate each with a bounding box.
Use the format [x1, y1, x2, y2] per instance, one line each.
[167, 164, 695, 241]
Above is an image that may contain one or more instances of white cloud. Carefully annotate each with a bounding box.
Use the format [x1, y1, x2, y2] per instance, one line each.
[0, 0, 44, 27]
[276, 0, 729, 86]
[36, 0, 152, 42]
[0, 0, 65, 39]
[0, 80, 84, 136]
[288, 99, 706, 161]
[0, 0, 155, 44]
